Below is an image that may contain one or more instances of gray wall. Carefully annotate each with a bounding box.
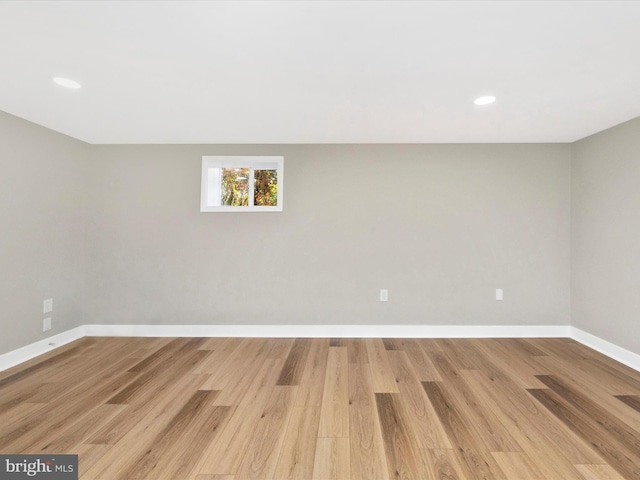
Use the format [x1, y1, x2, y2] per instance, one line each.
[571, 117, 640, 354]
[0, 111, 88, 354]
[85, 144, 571, 327]
[0, 109, 577, 357]
[6, 107, 640, 359]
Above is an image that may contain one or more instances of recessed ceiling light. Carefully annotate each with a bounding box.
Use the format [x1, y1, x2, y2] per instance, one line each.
[474, 95, 496, 106]
[53, 77, 82, 89]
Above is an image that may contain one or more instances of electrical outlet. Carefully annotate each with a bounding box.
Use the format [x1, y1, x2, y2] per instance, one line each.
[496, 289, 504, 301]
[43, 298, 53, 314]
[43, 317, 52, 332]
[380, 289, 388, 302]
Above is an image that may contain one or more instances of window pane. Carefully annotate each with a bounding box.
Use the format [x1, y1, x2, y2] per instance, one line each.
[206, 167, 221, 207]
[222, 168, 249, 206]
[254, 169, 278, 206]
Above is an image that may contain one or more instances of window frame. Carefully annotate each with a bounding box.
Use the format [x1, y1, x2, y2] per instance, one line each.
[200, 155, 284, 212]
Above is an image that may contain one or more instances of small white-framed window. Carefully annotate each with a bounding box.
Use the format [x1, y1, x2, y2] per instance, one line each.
[200, 156, 284, 212]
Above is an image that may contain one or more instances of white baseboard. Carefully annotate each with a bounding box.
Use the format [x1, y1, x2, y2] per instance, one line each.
[570, 327, 640, 372]
[0, 326, 85, 373]
[2, 324, 638, 374]
[83, 323, 571, 339]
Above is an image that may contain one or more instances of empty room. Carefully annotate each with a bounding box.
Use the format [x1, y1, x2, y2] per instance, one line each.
[2, 1, 640, 479]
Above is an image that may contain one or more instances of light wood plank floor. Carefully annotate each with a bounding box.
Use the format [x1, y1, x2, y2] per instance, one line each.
[2, 337, 640, 479]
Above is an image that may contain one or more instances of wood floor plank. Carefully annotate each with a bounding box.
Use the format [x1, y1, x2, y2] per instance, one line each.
[273, 406, 321, 480]
[460, 369, 603, 474]
[192, 358, 285, 476]
[533, 353, 640, 433]
[0, 403, 51, 445]
[107, 341, 208, 405]
[425, 449, 465, 480]
[195, 476, 234, 480]
[386, 350, 452, 449]
[375, 392, 434, 480]
[192, 337, 243, 374]
[312, 437, 350, 480]
[75, 444, 113, 479]
[417, 338, 444, 356]
[490, 339, 554, 388]
[471, 339, 549, 390]
[366, 339, 400, 393]
[429, 351, 522, 453]
[278, 338, 313, 385]
[527, 337, 593, 360]
[462, 340, 588, 464]
[536, 374, 640, 458]
[616, 395, 640, 413]
[38, 338, 139, 386]
[0, 383, 45, 416]
[149, 404, 234, 480]
[117, 390, 221, 480]
[507, 338, 549, 357]
[346, 338, 369, 364]
[82, 372, 209, 479]
[422, 382, 508, 480]
[210, 339, 273, 406]
[235, 386, 297, 480]
[200, 338, 267, 390]
[491, 452, 546, 480]
[0, 357, 142, 452]
[584, 356, 640, 394]
[264, 337, 295, 359]
[85, 351, 208, 446]
[37, 403, 126, 454]
[393, 338, 442, 382]
[528, 387, 640, 480]
[31, 357, 142, 407]
[348, 363, 390, 480]
[382, 338, 401, 350]
[318, 346, 349, 437]
[434, 338, 479, 370]
[295, 338, 330, 407]
[195, 336, 229, 351]
[575, 464, 628, 480]
[88, 380, 191, 445]
[134, 337, 173, 353]
[27, 376, 109, 405]
[126, 337, 191, 373]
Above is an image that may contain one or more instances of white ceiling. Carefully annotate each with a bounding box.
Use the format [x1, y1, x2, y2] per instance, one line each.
[1, 1, 640, 144]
